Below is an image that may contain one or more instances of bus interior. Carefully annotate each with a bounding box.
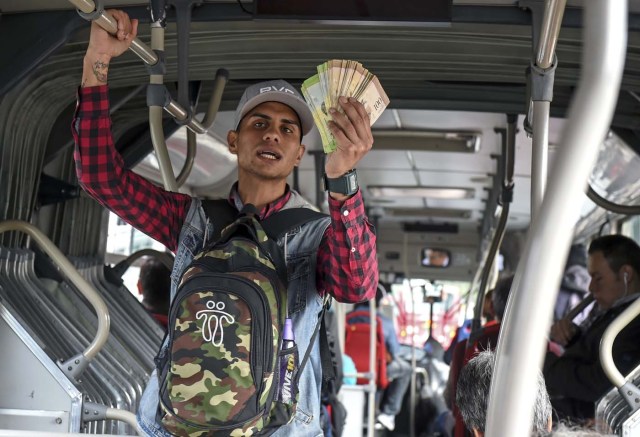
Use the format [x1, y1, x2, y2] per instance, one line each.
[1, 0, 640, 435]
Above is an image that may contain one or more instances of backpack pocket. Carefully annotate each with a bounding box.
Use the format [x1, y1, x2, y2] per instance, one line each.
[158, 273, 278, 435]
[259, 346, 299, 432]
[275, 346, 299, 406]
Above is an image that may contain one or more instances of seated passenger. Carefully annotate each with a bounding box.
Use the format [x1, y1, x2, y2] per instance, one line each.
[482, 289, 496, 325]
[137, 257, 171, 330]
[346, 286, 411, 431]
[444, 276, 514, 437]
[456, 350, 552, 437]
[544, 235, 640, 421]
[444, 275, 514, 412]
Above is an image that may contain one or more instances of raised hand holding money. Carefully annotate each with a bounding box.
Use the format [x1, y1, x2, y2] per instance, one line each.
[302, 60, 389, 200]
[302, 60, 390, 154]
[323, 96, 374, 200]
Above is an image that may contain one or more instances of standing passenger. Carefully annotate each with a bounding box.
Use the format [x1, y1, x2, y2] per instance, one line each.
[72, 10, 378, 436]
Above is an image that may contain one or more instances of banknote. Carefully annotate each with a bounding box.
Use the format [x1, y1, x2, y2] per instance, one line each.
[301, 59, 390, 153]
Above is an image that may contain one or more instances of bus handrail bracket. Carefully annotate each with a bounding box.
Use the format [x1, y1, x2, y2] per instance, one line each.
[524, 55, 557, 136]
[76, 0, 104, 21]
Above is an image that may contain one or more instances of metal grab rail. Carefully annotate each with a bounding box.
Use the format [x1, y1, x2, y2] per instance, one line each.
[0, 221, 110, 380]
[69, 0, 206, 133]
[531, 99, 550, 220]
[470, 116, 516, 338]
[81, 401, 142, 435]
[587, 185, 640, 215]
[105, 407, 141, 434]
[530, 0, 566, 220]
[599, 297, 640, 412]
[486, 1, 628, 435]
[536, 0, 567, 69]
[70, 0, 230, 192]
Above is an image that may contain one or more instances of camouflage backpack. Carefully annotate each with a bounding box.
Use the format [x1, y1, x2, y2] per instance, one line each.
[155, 202, 328, 436]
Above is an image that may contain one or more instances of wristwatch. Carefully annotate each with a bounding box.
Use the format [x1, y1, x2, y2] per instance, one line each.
[323, 169, 359, 196]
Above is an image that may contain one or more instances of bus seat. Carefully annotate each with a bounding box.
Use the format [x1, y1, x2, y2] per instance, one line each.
[345, 310, 389, 389]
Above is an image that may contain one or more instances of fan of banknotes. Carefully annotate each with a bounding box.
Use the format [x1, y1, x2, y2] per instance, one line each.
[301, 60, 390, 153]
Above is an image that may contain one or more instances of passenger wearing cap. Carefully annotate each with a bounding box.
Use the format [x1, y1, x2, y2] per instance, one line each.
[72, 9, 378, 437]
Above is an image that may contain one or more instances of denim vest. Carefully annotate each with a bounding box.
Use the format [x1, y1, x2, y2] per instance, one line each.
[137, 193, 331, 437]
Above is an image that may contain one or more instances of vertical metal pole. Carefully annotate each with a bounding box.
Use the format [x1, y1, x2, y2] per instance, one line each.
[367, 299, 377, 437]
[429, 300, 434, 338]
[531, 101, 549, 221]
[536, 0, 568, 69]
[485, 1, 627, 435]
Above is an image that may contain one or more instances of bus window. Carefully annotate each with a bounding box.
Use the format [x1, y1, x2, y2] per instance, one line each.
[105, 212, 168, 294]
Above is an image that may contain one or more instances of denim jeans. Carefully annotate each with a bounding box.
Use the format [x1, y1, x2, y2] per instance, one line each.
[381, 358, 412, 416]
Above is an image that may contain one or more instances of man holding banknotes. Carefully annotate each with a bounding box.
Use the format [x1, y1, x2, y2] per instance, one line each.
[72, 10, 383, 436]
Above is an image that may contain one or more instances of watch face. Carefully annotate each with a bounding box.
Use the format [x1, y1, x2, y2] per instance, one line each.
[347, 172, 358, 194]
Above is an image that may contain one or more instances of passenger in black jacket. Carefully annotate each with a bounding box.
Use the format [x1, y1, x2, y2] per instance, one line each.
[544, 235, 640, 421]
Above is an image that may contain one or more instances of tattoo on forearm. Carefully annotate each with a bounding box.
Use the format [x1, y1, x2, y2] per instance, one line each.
[92, 60, 109, 83]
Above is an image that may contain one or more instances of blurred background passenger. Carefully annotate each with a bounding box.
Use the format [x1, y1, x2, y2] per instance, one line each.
[137, 257, 171, 331]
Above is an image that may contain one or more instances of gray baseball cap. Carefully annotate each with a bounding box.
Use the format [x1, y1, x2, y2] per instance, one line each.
[233, 80, 314, 136]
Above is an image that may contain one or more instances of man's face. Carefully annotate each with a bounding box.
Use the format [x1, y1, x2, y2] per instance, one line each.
[227, 101, 305, 181]
[588, 251, 626, 310]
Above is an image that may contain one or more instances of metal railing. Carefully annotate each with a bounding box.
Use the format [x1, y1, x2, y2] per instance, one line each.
[0, 221, 110, 380]
[486, 1, 628, 435]
[68, 0, 229, 192]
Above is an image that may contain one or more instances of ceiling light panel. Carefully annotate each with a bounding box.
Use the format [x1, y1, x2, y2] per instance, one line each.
[372, 130, 481, 153]
[368, 186, 475, 199]
[387, 207, 473, 219]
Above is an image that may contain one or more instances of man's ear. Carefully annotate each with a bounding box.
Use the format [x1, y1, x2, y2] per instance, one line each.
[620, 265, 633, 283]
[227, 130, 238, 155]
[294, 144, 306, 167]
[472, 428, 483, 437]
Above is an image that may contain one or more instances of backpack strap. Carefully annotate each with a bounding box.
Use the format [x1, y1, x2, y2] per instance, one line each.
[319, 309, 337, 384]
[201, 199, 237, 242]
[261, 208, 328, 240]
[201, 198, 328, 242]
[296, 298, 334, 386]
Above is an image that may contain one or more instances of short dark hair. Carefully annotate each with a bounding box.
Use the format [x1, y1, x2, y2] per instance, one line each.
[139, 258, 171, 312]
[491, 275, 515, 321]
[588, 235, 640, 274]
[456, 350, 551, 434]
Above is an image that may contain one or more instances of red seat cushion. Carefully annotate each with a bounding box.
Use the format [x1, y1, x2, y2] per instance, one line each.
[345, 310, 389, 389]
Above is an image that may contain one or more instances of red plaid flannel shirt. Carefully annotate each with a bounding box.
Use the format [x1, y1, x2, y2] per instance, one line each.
[72, 85, 377, 303]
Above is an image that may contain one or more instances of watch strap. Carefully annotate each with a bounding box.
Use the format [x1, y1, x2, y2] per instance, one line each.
[324, 169, 358, 195]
